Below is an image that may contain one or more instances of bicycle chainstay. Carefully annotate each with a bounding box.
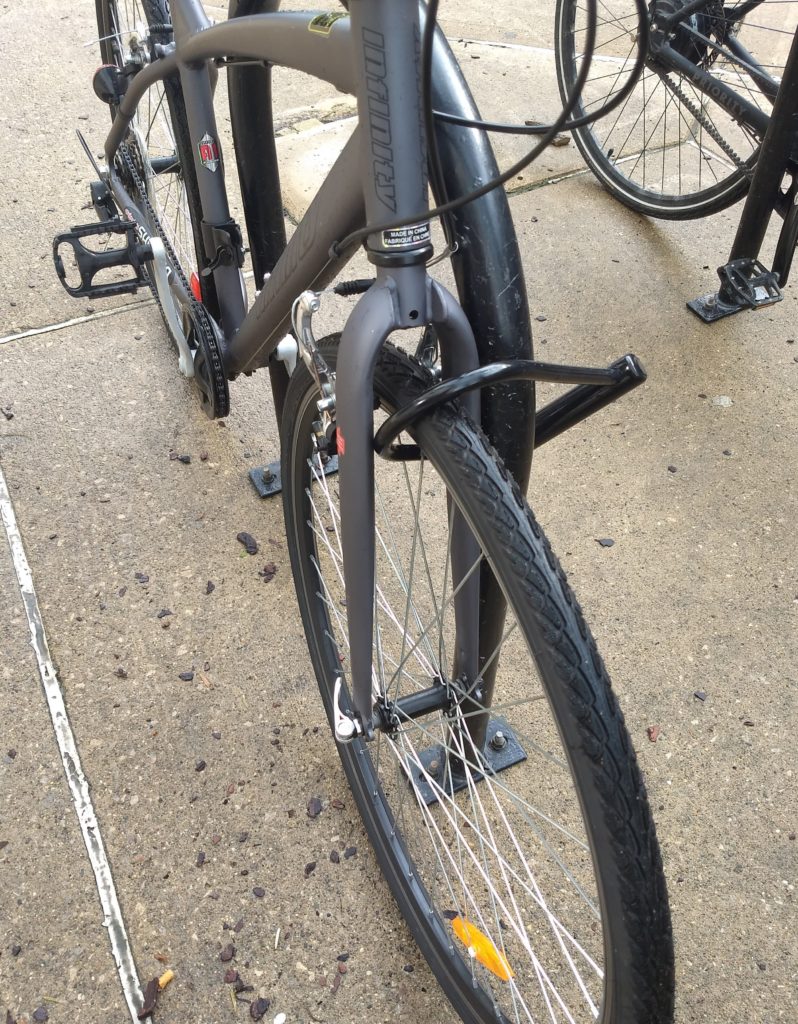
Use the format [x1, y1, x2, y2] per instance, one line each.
[659, 70, 751, 177]
[117, 141, 230, 417]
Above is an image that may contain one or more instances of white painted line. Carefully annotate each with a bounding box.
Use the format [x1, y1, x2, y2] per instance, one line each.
[0, 467, 144, 1023]
[0, 298, 154, 347]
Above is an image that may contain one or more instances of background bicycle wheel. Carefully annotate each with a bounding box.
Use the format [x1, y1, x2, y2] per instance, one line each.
[1, 1, 796, 1023]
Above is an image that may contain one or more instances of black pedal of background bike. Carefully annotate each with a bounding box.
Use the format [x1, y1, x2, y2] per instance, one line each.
[688, 258, 783, 323]
[53, 218, 152, 300]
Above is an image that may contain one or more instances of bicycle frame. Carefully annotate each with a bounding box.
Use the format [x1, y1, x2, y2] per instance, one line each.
[102, 0, 520, 737]
[95, 0, 645, 739]
[652, 0, 779, 137]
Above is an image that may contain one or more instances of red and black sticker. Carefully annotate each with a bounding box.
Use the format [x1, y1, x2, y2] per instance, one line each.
[198, 133, 220, 173]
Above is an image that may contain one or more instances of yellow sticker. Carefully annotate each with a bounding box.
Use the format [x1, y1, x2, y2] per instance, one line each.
[308, 11, 347, 35]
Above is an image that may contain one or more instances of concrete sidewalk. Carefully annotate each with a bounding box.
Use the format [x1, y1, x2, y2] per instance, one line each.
[1, 1, 796, 1023]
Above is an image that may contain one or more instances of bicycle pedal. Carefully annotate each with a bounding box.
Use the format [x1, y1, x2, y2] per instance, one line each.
[688, 258, 783, 323]
[53, 218, 152, 300]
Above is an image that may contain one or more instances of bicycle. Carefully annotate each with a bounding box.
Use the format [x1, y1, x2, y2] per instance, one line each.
[53, 1, 674, 1020]
[554, 0, 798, 320]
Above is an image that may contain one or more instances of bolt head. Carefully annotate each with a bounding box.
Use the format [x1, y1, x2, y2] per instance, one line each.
[490, 730, 507, 750]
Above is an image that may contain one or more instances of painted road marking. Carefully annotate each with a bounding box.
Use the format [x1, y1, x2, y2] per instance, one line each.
[0, 466, 144, 1023]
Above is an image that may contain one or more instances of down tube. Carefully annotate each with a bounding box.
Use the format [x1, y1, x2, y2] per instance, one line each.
[223, 128, 365, 376]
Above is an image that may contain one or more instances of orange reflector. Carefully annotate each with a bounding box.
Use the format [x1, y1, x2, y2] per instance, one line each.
[190, 272, 202, 303]
[450, 915, 514, 981]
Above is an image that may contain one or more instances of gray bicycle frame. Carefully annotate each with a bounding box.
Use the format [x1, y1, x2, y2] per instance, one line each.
[103, 0, 504, 733]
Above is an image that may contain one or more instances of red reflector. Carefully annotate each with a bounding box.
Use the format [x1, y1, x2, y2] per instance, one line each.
[190, 272, 202, 303]
[336, 429, 345, 456]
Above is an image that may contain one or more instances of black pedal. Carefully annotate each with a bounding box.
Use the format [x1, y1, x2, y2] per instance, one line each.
[53, 218, 152, 300]
[688, 258, 783, 323]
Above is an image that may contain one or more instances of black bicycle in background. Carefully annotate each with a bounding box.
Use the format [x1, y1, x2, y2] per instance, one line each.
[555, 0, 798, 320]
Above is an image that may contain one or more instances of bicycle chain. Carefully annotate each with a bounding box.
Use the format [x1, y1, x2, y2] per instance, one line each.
[118, 140, 230, 417]
[660, 71, 752, 178]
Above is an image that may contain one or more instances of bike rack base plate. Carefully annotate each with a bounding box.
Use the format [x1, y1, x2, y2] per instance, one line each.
[404, 716, 527, 806]
[250, 456, 338, 498]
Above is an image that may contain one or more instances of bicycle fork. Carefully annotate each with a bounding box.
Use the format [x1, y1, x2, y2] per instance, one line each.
[333, 264, 484, 739]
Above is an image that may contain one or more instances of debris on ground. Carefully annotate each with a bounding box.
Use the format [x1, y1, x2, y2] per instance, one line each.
[596, 538, 615, 548]
[158, 970, 175, 990]
[137, 977, 159, 1019]
[694, 690, 707, 702]
[220, 943, 236, 963]
[306, 796, 322, 818]
[647, 725, 661, 743]
[237, 531, 259, 555]
[179, 671, 195, 682]
[205, 580, 215, 594]
[343, 846, 357, 859]
[304, 861, 317, 877]
[259, 562, 278, 582]
[250, 997, 270, 1020]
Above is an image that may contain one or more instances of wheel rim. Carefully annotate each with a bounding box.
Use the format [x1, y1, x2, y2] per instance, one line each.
[559, 0, 794, 209]
[104, 0, 199, 308]
[290, 367, 610, 1024]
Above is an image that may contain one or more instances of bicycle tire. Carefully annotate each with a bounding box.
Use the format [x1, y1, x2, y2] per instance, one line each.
[94, 0, 219, 321]
[554, 0, 792, 218]
[281, 337, 674, 1024]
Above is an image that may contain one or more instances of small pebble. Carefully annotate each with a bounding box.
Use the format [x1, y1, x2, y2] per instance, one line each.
[647, 725, 661, 742]
[723, 449, 732, 456]
[694, 690, 707, 702]
[11, 944, 22, 956]
[196, 850, 206, 867]
[179, 671, 195, 682]
[304, 861, 317, 877]
[250, 998, 270, 1021]
[596, 538, 615, 548]
[195, 759, 207, 772]
[205, 580, 215, 595]
[200, 451, 209, 461]
[343, 846, 357, 859]
[330, 850, 340, 864]
[115, 667, 128, 679]
[212, 731, 222, 740]
[157, 608, 172, 619]
[338, 962, 347, 974]
[253, 887, 265, 898]
[307, 796, 322, 818]
[667, 465, 677, 474]
[220, 943, 236, 962]
[178, 454, 191, 465]
[32, 1009, 48, 1023]
[336, 952, 349, 962]
[224, 968, 239, 984]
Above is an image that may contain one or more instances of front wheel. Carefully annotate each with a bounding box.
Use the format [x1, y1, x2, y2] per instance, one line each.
[281, 338, 674, 1024]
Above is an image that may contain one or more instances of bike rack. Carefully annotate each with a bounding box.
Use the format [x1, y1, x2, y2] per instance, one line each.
[374, 355, 647, 457]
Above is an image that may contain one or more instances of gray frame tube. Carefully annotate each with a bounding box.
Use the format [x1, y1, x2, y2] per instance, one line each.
[336, 266, 481, 728]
